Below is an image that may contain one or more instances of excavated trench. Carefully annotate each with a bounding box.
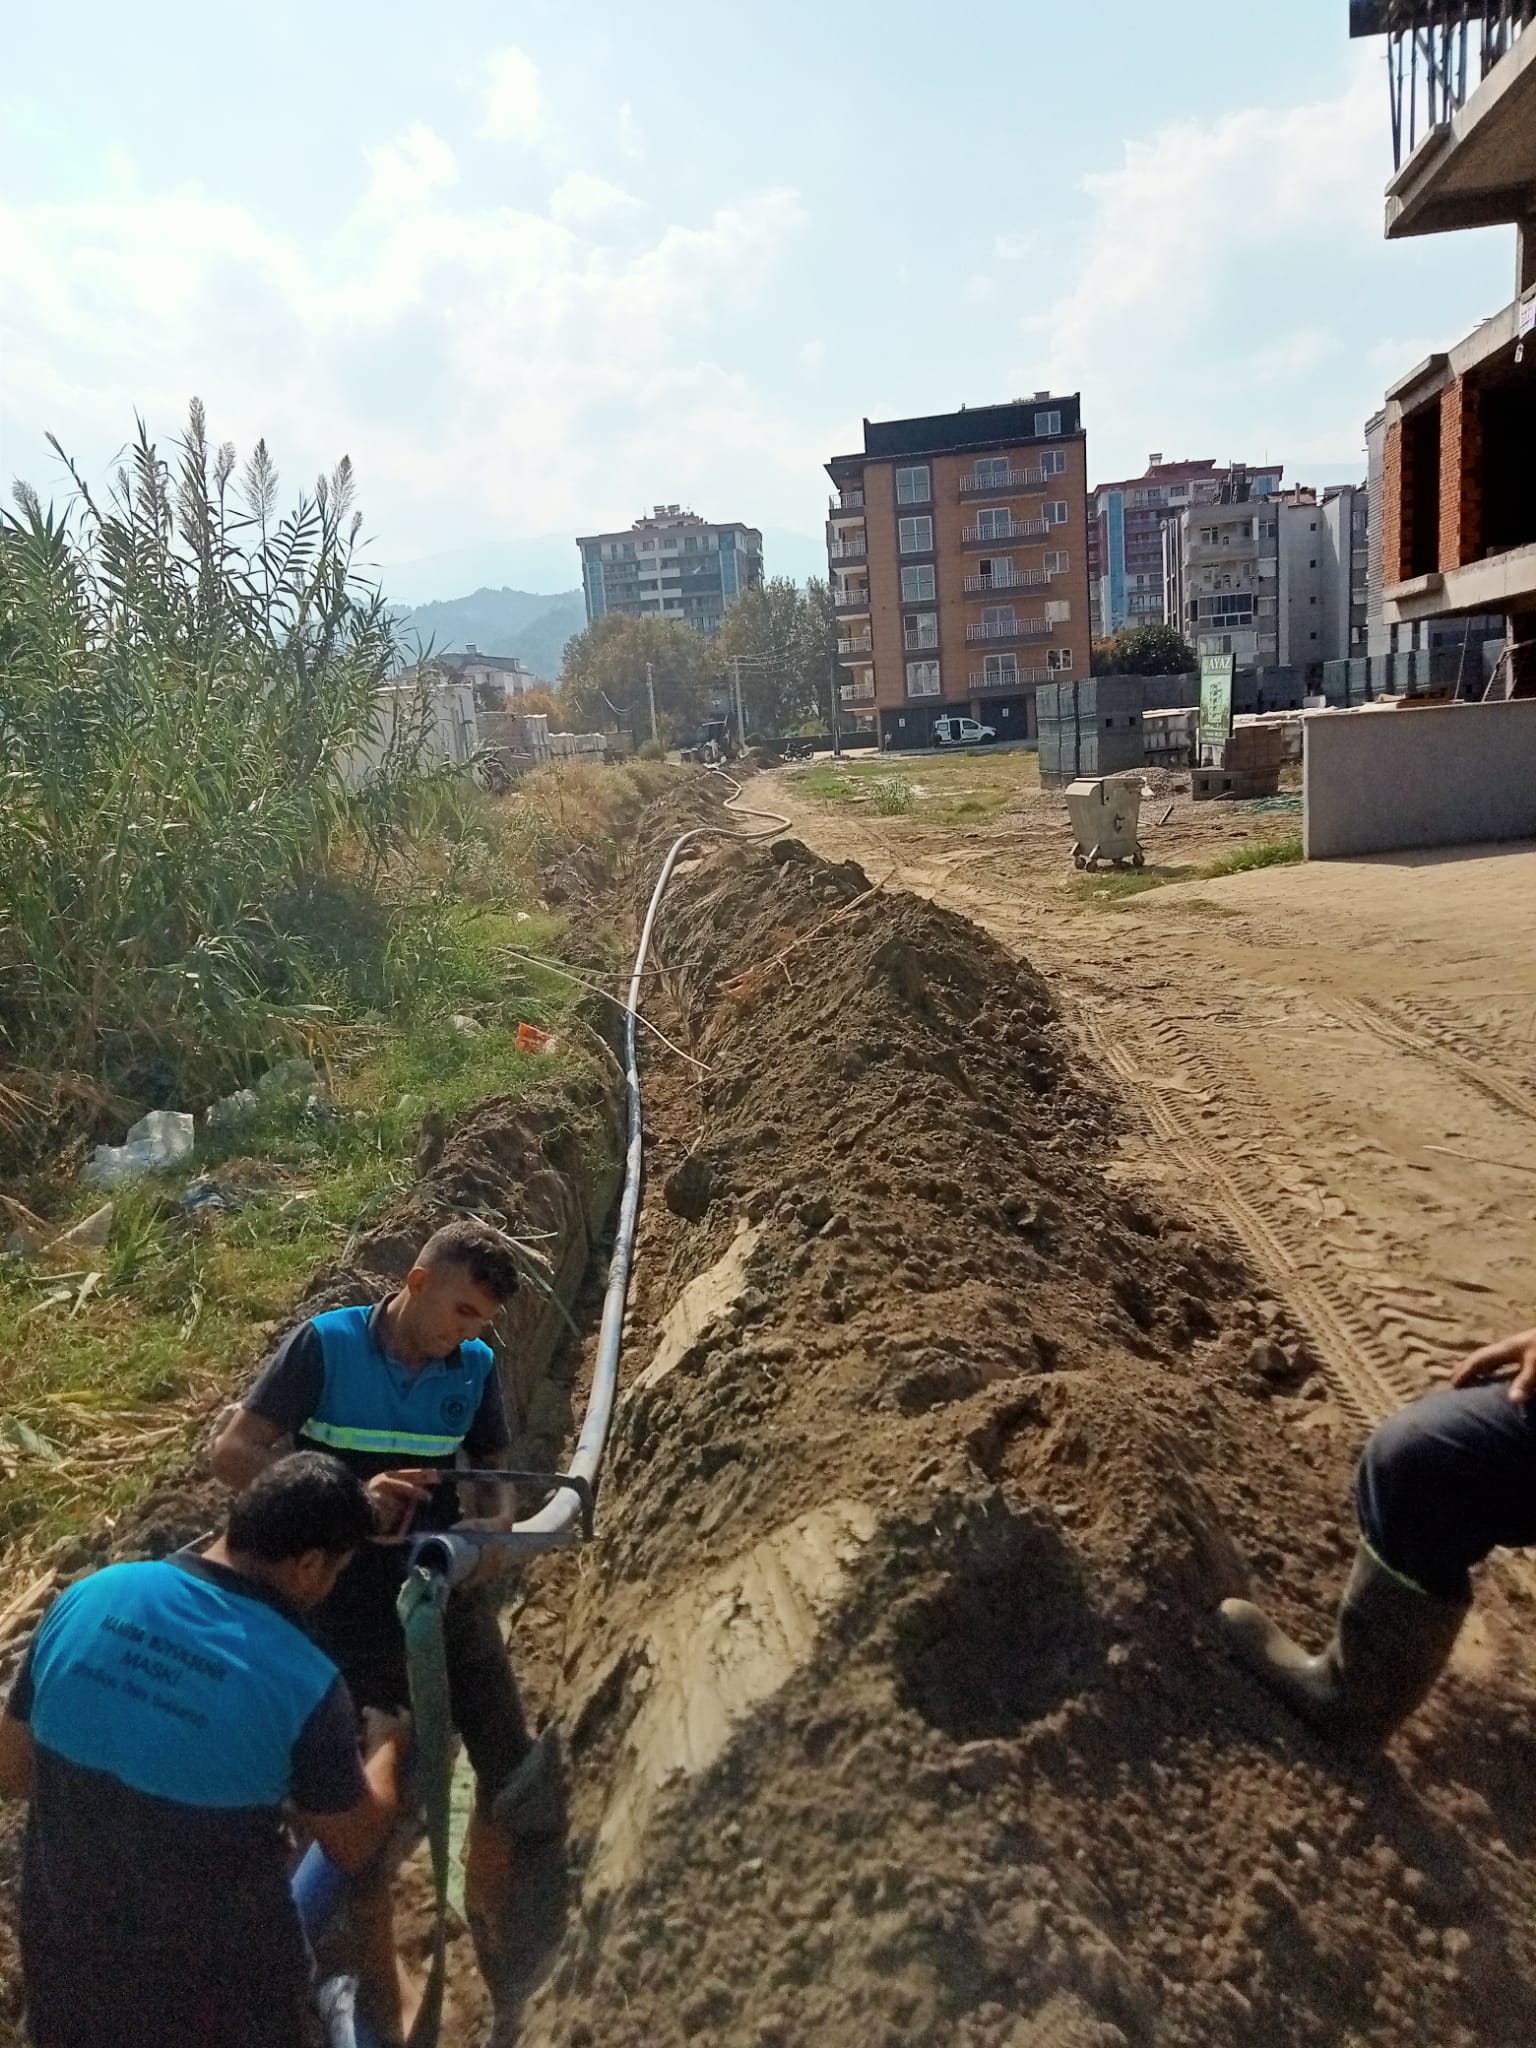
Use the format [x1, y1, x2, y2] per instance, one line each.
[514, 810, 1536, 2048]
[0, 1043, 625, 2047]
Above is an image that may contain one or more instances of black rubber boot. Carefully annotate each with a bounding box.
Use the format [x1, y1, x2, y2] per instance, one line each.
[1218, 1543, 1468, 1748]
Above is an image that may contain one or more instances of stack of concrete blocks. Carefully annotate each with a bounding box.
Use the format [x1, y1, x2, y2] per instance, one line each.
[1143, 707, 1198, 768]
[1038, 677, 1145, 788]
[1193, 721, 1284, 800]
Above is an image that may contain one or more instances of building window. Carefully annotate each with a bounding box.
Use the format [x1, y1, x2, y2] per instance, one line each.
[1045, 598, 1071, 624]
[982, 606, 1017, 634]
[1035, 409, 1062, 436]
[900, 563, 936, 602]
[896, 465, 931, 505]
[906, 660, 941, 697]
[1043, 550, 1069, 575]
[1040, 450, 1067, 477]
[904, 612, 938, 650]
[1047, 648, 1073, 671]
[975, 506, 1012, 540]
[976, 556, 1012, 584]
[898, 515, 934, 553]
[984, 653, 1017, 686]
[1044, 501, 1068, 526]
[973, 456, 1009, 486]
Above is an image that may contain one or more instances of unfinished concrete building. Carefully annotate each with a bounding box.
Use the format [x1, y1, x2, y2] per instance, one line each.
[1353, 2, 1536, 695]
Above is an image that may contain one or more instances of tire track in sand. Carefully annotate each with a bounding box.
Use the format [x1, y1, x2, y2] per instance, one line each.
[1078, 1009, 1427, 1429]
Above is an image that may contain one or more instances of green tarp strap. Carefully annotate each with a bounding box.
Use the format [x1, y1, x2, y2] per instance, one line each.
[398, 1565, 453, 2048]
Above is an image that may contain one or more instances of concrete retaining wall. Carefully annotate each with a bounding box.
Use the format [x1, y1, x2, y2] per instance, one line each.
[1304, 700, 1536, 858]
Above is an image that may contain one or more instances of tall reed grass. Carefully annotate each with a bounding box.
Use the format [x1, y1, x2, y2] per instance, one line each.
[0, 405, 447, 1112]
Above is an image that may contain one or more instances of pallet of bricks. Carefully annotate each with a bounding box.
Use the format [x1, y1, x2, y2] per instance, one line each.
[1192, 720, 1283, 800]
[1037, 677, 1144, 789]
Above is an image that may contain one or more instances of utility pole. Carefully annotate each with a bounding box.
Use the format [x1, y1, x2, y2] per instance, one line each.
[644, 662, 658, 747]
[731, 655, 747, 752]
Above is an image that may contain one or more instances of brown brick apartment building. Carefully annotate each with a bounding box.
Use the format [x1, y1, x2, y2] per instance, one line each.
[1353, 2, 1536, 694]
[824, 398, 1090, 749]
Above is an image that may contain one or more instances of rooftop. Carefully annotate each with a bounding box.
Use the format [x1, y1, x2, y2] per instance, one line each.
[826, 394, 1083, 476]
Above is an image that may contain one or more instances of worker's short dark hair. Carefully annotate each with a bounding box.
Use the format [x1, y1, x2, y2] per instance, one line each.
[416, 1217, 520, 1302]
[226, 1452, 376, 1561]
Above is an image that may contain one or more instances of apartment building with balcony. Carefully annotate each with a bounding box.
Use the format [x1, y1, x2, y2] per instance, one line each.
[576, 506, 764, 636]
[1352, 2, 1536, 694]
[1163, 469, 1367, 680]
[1088, 455, 1283, 640]
[824, 396, 1090, 749]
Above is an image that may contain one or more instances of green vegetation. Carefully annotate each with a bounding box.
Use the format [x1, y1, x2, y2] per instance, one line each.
[1091, 623, 1197, 676]
[0, 855, 626, 1560]
[1202, 832, 1304, 876]
[798, 750, 1029, 828]
[0, 391, 674, 1562]
[1070, 831, 1303, 906]
[0, 405, 456, 1113]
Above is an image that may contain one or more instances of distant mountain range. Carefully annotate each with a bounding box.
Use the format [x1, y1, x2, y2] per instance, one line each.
[392, 587, 586, 682]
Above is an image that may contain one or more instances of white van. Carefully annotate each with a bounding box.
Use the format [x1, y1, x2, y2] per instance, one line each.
[932, 715, 997, 747]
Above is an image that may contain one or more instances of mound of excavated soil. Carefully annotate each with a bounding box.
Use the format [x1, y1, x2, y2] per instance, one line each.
[521, 825, 1536, 2048]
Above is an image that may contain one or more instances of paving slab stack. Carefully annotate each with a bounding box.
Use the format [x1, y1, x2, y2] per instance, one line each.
[1038, 677, 1145, 788]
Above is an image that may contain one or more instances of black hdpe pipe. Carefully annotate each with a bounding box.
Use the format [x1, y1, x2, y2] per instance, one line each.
[293, 770, 791, 2043]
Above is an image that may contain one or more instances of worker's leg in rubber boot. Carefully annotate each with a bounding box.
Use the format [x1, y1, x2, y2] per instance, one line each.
[447, 1587, 570, 2014]
[1219, 1382, 1536, 1743]
[1219, 1542, 1467, 1745]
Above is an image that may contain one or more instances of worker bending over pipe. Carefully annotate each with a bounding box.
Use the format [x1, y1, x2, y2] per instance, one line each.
[0, 1453, 409, 2048]
[212, 1216, 564, 2042]
[1220, 1324, 1536, 1745]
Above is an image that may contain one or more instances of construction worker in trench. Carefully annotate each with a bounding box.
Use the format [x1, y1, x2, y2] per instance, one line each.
[0, 1453, 411, 2048]
[1219, 1323, 1536, 1744]
[211, 1216, 566, 2041]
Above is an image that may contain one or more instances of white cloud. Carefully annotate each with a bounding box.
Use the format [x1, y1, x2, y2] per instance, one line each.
[965, 273, 998, 303]
[0, 133, 813, 565]
[478, 47, 547, 147]
[798, 338, 825, 370]
[362, 124, 459, 214]
[616, 101, 645, 163]
[549, 171, 643, 229]
[1022, 54, 1392, 479]
[993, 231, 1036, 262]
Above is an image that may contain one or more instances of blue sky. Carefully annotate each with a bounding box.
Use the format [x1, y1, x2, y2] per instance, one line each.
[0, 0, 1515, 600]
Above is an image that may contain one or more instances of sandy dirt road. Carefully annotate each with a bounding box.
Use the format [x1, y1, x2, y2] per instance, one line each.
[766, 768, 1536, 1436]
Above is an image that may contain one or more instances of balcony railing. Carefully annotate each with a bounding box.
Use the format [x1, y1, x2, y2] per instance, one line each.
[1350, 2, 1534, 172]
[903, 630, 940, 651]
[963, 520, 1047, 545]
[828, 538, 867, 561]
[840, 680, 876, 702]
[963, 570, 1049, 593]
[970, 667, 1053, 692]
[965, 618, 1053, 643]
[833, 587, 871, 613]
[828, 491, 865, 516]
[959, 468, 1047, 494]
[837, 631, 873, 656]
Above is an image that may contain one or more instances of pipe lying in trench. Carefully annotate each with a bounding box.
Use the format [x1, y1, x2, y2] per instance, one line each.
[294, 768, 792, 2044]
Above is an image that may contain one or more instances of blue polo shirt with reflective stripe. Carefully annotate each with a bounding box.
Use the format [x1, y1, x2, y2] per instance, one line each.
[244, 1301, 508, 1535]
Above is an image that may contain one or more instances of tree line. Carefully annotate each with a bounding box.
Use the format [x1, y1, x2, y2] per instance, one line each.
[501, 578, 840, 744]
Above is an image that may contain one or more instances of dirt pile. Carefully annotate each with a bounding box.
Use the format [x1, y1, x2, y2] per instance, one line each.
[522, 828, 1536, 2048]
